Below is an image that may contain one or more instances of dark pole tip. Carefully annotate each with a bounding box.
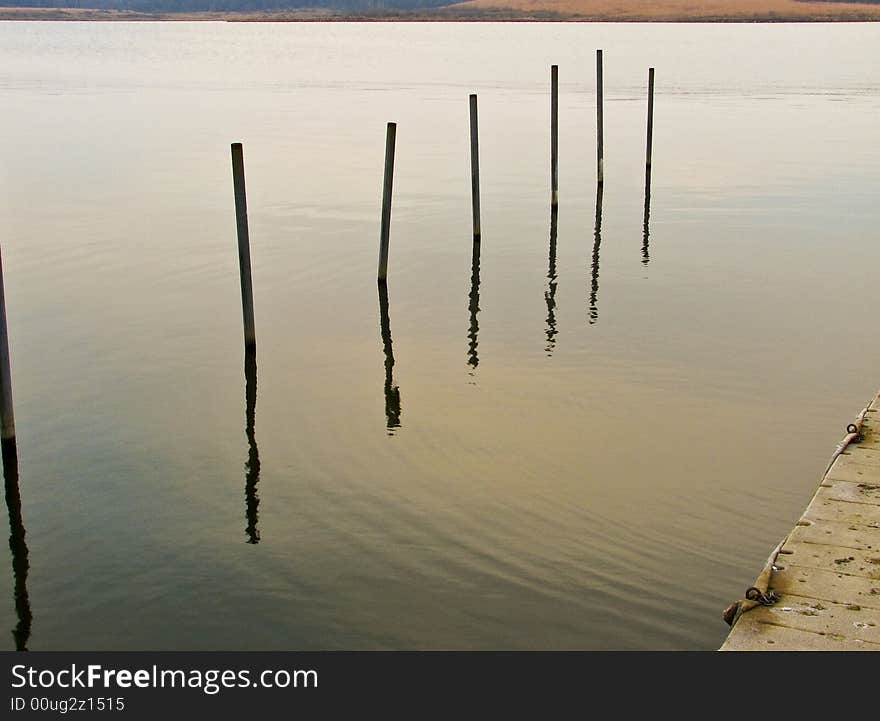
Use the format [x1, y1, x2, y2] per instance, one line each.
[231, 142, 242, 150]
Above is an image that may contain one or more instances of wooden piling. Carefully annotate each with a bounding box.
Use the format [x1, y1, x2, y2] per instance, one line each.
[596, 50, 604, 185]
[551, 64, 559, 206]
[378, 122, 397, 283]
[0, 242, 16, 447]
[230, 143, 256, 352]
[469, 95, 481, 241]
[646, 67, 655, 170]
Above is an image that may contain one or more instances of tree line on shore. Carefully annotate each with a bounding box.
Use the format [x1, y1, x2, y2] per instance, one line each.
[0, 0, 462, 11]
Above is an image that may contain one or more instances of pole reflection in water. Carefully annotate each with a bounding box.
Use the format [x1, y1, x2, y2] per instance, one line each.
[544, 205, 558, 356]
[589, 183, 603, 324]
[642, 166, 652, 266]
[244, 349, 260, 544]
[467, 240, 481, 371]
[378, 282, 402, 434]
[2, 441, 31, 651]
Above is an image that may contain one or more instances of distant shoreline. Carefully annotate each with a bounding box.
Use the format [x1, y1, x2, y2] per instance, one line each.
[2, 5, 880, 23]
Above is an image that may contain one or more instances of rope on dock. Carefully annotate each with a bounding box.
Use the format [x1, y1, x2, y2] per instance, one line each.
[722, 539, 785, 627]
[823, 405, 869, 478]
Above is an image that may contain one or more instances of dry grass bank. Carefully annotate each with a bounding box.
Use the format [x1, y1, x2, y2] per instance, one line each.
[452, 0, 880, 21]
[2, 2, 880, 22]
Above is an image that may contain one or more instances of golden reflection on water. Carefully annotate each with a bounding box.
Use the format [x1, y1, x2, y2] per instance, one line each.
[2, 21, 880, 651]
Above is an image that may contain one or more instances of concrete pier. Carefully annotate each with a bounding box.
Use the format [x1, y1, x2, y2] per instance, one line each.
[721, 389, 880, 650]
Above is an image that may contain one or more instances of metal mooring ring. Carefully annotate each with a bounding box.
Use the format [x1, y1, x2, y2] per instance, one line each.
[745, 587, 762, 601]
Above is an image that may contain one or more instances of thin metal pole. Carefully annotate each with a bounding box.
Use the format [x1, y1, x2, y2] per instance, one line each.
[469, 94, 481, 241]
[551, 64, 559, 206]
[231, 143, 256, 352]
[378, 122, 397, 283]
[646, 67, 655, 169]
[596, 49, 604, 185]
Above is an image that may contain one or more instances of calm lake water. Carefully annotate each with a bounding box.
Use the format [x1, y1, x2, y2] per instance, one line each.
[1, 21, 879, 650]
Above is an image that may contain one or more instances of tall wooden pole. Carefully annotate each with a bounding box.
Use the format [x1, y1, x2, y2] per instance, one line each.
[0, 242, 16, 448]
[378, 122, 397, 283]
[646, 67, 655, 170]
[551, 64, 559, 206]
[596, 50, 604, 185]
[469, 95, 481, 241]
[231, 143, 256, 352]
